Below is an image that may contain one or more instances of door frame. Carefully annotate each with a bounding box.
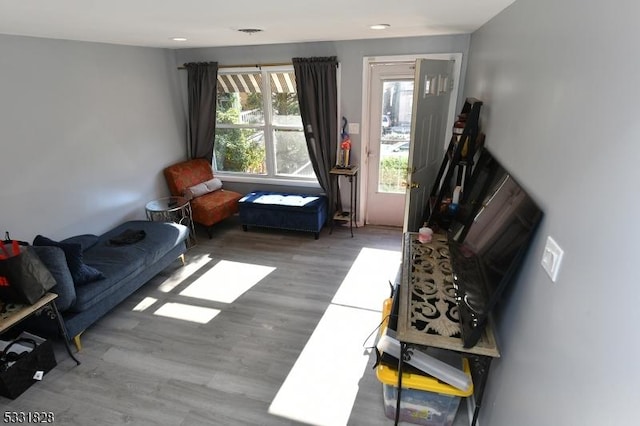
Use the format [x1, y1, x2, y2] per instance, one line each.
[365, 62, 415, 227]
[359, 53, 463, 227]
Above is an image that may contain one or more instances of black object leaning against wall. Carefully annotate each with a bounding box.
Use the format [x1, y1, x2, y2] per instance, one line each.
[446, 147, 544, 348]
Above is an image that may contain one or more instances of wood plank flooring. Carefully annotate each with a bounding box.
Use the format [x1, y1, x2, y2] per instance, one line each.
[0, 217, 470, 425]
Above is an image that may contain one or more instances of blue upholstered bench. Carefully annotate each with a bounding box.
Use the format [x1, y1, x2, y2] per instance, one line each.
[238, 191, 327, 239]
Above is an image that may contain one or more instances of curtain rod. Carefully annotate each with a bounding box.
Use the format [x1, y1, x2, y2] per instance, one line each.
[178, 62, 292, 70]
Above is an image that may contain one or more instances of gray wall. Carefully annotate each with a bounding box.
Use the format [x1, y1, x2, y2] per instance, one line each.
[0, 33, 470, 239]
[176, 35, 470, 195]
[0, 35, 185, 241]
[464, 0, 640, 424]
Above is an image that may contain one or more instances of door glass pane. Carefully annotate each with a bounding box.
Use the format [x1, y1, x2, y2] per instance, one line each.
[379, 80, 413, 193]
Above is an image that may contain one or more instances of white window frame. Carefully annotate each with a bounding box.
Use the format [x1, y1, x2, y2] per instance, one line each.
[214, 65, 320, 188]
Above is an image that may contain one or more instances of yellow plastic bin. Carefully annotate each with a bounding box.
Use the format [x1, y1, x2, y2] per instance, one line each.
[377, 298, 474, 426]
[376, 359, 473, 426]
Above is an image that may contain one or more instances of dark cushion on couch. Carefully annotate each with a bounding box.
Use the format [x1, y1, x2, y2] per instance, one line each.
[32, 246, 76, 311]
[33, 235, 105, 286]
[60, 234, 100, 251]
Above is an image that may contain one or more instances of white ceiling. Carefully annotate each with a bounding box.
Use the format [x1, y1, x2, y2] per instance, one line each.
[0, 0, 515, 49]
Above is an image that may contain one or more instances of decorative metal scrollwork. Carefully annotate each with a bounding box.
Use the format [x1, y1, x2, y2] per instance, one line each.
[408, 234, 461, 338]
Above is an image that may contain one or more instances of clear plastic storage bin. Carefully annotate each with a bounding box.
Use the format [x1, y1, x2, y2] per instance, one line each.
[377, 359, 473, 426]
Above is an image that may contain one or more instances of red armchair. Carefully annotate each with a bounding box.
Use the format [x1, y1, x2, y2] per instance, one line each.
[163, 159, 243, 238]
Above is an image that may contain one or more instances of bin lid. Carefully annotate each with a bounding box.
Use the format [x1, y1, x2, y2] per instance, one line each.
[376, 358, 474, 397]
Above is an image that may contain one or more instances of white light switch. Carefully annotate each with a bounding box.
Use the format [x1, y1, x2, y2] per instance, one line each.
[541, 236, 564, 282]
[348, 123, 360, 135]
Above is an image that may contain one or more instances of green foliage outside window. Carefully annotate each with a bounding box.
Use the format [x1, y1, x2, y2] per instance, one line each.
[379, 156, 409, 193]
[213, 73, 311, 179]
[214, 95, 265, 173]
[245, 93, 262, 111]
[272, 93, 300, 116]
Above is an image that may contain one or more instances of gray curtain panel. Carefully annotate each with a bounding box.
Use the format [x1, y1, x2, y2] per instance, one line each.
[292, 56, 339, 217]
[185, 62, 218, 161]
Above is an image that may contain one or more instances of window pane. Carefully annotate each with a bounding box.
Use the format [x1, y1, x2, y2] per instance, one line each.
[216, 73, 264, 125]
[271, 93, 302, 127]
[378, 155, 408, 193]
[274, 129, 314, 177]
[214, 128, 266, 174]
[379, 80, 413, 193]
[212, 68, 316, 182]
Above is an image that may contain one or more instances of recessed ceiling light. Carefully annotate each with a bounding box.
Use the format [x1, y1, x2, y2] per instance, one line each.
[171, 37, 188, 42]
[370, 24, 391, 30]
[238, 28, 263, 35]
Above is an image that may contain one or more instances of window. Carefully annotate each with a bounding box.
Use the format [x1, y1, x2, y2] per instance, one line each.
[214, 67, 316, 183]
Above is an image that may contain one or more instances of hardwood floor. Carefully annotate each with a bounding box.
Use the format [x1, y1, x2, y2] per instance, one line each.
[1, 217, 470, 425]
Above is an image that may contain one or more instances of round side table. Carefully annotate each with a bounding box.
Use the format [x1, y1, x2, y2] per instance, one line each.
[145, 196, 196, 247]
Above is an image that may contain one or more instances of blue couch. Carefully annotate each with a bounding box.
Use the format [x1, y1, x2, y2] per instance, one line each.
[29, 220, 189, 350]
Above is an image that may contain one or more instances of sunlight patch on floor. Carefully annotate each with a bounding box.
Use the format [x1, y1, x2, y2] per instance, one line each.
[331, 247, 401, 311]
[132, 297, 158, 312]
[179, 260, 275, 303]
[269, 247, 401, 426]
[153, 302, 220, 324]
[157, 254, 212, 293]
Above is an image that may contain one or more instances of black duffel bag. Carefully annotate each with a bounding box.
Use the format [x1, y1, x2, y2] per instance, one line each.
[0, 240, 56, 304]
[0, 336, 57, 399]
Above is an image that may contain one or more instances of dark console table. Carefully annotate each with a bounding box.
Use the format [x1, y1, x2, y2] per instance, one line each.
[393, 232, 500, 426]
[329, 166, 358, 237]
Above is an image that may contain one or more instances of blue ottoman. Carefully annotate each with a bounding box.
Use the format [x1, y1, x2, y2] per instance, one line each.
[238, 191, 327, 239]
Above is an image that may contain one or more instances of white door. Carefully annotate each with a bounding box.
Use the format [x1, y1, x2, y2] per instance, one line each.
[403, 59, 454, 233]
[365, 62, 415, 226]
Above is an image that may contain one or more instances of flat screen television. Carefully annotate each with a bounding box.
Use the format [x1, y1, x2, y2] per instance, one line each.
[447, 147, 543, 348]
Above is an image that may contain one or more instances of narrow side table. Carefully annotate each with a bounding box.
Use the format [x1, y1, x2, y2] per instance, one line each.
[330, 166, 359, 237]
[0, 293, 81, 365]
[146, 196, 197, 247]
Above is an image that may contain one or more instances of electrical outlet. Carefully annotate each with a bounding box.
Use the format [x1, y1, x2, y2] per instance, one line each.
[541, 236, 564, 282]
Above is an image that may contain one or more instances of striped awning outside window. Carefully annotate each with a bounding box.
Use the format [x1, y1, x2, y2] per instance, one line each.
[217, 72, 297, 94]
[270, 72, 296, 93]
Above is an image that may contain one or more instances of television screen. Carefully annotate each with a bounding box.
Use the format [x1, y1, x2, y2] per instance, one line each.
[447, 147, 543, 348]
